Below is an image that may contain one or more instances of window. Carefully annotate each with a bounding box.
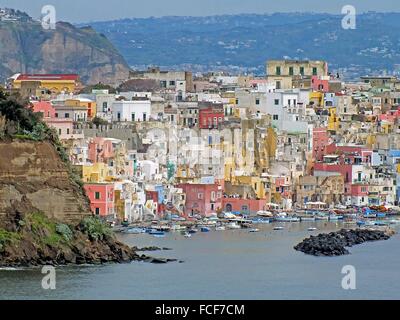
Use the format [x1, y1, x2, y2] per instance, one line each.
[276, 66, 281, 75]
[66, 128, 70, 134]
[211, 191, 216, 201]
[65, 113, 70, 118]
[95, 208, 100, 215]
[103, 102, 108, 112]
[198, 193, 204, 199]
[289, 66, 294, 76]
[312, 67, 318, 76]
[235, 99, 239, 105]
[273, 115, 279, 120]
[131, 113, 135, 121]
[274, 99, 279, 105]
[95, 192, 101, 199]
[143, 113, 147, 121]
[169, 80, 176, 86]
[276, 81, 281, 89]
[58, 129, 62, 135]
[256, 98, 260, 105]
[300, 67, 305, 75]
[55, 113, 58, 118]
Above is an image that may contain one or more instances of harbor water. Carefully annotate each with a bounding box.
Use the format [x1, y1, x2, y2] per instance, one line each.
[1, 221, 399, 300]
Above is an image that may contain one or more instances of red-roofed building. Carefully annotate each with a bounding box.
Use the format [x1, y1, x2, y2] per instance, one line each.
[12, 73, 80, 94]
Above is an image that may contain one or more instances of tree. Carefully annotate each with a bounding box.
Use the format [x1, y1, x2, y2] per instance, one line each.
[0, 90, 42, 135]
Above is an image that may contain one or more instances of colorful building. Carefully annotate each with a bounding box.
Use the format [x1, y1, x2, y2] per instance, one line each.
[84, 183, 115, 218]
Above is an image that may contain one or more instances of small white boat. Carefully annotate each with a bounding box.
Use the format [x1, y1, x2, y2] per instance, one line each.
[226, 222, 241, 229]
[215, 226, 226, 231]
[300, 216, 316, 222]
[273, 226, 284, 230]
[307, 227, 317, 231]
[184, 232, 191, 238]
[249, 228, 259, 233]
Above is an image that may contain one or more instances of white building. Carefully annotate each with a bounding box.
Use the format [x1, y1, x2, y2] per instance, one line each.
[112, 100, 151, 122]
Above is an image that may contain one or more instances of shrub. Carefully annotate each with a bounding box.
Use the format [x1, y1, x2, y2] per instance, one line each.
[0, 229, 21, 252]
[79, 216, 112, 241]
[56, 224, 73, 242]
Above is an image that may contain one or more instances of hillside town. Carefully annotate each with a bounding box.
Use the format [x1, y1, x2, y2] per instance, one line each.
[4, 60, 400, 225]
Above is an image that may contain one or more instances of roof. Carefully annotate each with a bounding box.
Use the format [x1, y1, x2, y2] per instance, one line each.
[16, 74, 79, 81]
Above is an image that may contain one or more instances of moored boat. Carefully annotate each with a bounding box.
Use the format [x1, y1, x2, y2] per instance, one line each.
[273, 226, 284, 230]
[200, 227, 211, 232]
[249, 228, 259, 233]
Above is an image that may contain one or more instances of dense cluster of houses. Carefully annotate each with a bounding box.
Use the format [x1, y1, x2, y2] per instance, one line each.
[6, 60, 400, 222]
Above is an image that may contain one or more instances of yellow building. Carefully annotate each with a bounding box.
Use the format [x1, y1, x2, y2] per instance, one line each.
[327, 107, 340, 132]
[266, 60, 328, 89]
[12, 74, 80, 94]
[309, 91, 324, 107]
[81, 163, 109, 183]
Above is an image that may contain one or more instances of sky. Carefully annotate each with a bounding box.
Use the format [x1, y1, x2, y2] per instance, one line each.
[1, 0, 400, 23]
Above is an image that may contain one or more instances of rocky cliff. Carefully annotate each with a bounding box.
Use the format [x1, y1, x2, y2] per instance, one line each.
[0, 140, 91, 228]
[0, 16, 130, 85]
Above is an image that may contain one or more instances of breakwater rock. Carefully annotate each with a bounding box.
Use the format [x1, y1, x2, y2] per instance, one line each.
[294, 228, 392, 256]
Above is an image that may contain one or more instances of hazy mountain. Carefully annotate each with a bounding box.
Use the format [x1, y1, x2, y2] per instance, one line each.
[86, 12, 400, 78]
[0, 10, 130, 85]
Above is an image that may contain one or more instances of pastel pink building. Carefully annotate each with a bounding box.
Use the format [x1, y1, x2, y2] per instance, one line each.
[84, 183, 115, 218]
[177, 183, 223, 217]
[311, 76, 329, 92]
[88, 137, 115, 164]
[313, 127, 329, 162]
[31, 101, 56, 118]
[222, 198, 266, 214]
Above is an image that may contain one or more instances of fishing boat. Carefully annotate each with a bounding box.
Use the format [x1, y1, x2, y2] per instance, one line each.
[226, 222, 241, 229]
[123, 227, 145, 234]
[275, 216, 300, 222]
[155, 225, 171, 232]
[249, 228, 259, 233]
[315, 214, 329, 221]
[184, 232, 192, 238]
[215, 225, 226, 231]
[170, 224, 185, 231]
[188, 228, 198, 234]
[256, 210, 273, 218]
[273, 226, 284, 230]
[200, 227, 211, 232]
[307, 227, 317, 231]
[299, 216, 316, 222]
[251, 217, 271, 224]
[149, 230, 165, 236]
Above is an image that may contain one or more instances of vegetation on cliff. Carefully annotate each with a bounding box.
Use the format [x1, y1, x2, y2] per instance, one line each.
[0, 212, 141, 267]
[0, 90, 83, 190]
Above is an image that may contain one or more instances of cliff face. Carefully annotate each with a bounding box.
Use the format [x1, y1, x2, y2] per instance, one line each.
[0, 20, 130, 85]
[0, 140, 91, 228]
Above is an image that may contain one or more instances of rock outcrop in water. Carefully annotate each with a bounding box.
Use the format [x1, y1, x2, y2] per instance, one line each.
[294, 229, 393, 256]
